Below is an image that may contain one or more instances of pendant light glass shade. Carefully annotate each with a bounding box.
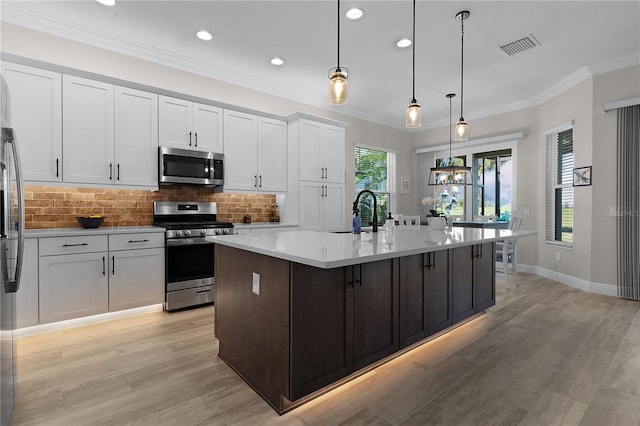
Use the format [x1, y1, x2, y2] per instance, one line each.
[328, 0, 348, 105]
[429, 93, 472, 186]
[329, 68, 348, 105]
[455, 10, 470, 141]
[405, 0, 421, 128]
[406, 100, 421, 128]
[455, 119, 468, 141]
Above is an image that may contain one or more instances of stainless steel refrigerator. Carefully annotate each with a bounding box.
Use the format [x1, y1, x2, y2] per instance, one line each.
[0, 75, 25, 426]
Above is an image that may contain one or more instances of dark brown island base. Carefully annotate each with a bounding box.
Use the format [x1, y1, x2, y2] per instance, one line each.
[211, 229, 517, 414]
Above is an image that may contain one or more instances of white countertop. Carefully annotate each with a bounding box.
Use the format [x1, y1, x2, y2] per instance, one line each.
[208, 228, 536, 269]
[25, 226, 164, 239]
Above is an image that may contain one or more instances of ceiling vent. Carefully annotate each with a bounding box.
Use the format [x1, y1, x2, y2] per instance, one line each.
[499, 34, 539, 56]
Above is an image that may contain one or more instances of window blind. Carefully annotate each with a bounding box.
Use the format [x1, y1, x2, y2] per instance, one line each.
[545, 127, 574, 244]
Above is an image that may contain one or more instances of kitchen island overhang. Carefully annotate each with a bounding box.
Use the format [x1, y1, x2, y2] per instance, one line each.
[209, 228, 534, 414]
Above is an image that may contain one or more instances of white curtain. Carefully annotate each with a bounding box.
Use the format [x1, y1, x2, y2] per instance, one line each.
[617, 105, 640, 300]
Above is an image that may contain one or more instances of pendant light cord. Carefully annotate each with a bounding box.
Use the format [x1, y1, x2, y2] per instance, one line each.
[459, 16, 464, 120]
[337, 0, 341, 70]
[411, 0, 416, 101]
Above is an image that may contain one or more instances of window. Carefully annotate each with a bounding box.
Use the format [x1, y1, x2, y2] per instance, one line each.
[545, 126, 574, 245]
[473, 150, 512, 220]
[354, 146, 395, 225]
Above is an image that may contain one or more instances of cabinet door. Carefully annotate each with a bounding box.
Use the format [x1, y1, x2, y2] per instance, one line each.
[353, 259, 399, 371]
[159, 95, 193, 149]
[115, 86, 158, 186]
[324, 183, 345, 232]
[475, 242, 496, 311]
[451, 246, 476, 323]
[1, 62, 62, 182]
[193, 103, 223, 153]
[298, 182, 323, 231]
[323, 124, 345, 183]
[426, 250, 452, 335]
[290, 264, 353, 400]
[16, 239, 39, 328]
[109, 248, 164, 311]
[398, 254, 426, 348]
[39, 252, 109, 323]
[63, 75, 114, 184]
[298, 119, 323, 181]
[223, 110, 258, 191]
[257, 117, 287, 192]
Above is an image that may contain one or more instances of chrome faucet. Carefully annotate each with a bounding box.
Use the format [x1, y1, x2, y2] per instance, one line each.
[353, 189, 378, 233]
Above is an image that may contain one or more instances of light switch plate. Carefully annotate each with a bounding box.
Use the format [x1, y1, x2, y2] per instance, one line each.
[252, 272, 260, 295]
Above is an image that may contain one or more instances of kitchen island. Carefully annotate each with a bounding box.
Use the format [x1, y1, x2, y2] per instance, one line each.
[209, 227, 529, 414]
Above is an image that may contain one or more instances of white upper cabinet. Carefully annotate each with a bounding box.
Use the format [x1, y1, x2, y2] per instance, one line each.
[115, 86, 158, 187]
[159, 95, 223, 153]
[224, 110, 287, 192]
[257, 117, 287, 192]
[1, 62, 62, 182]
[63, 75, 115, 184]
[297, 118, 345, 184]
[63, 76, 158, 187]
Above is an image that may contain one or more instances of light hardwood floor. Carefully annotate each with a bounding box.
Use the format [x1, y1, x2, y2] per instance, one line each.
[13, 273, 640, 426]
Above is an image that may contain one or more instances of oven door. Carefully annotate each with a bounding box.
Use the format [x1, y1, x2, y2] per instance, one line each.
[165, 237, 215, 291]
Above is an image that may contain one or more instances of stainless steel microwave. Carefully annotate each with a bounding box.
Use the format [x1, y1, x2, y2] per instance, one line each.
[159, 146, 224, 187]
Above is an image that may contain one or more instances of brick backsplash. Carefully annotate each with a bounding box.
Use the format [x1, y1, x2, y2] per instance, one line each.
[24, 185, 278, 229]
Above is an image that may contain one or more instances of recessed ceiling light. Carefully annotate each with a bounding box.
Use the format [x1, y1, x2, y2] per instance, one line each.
[397, 38, 412, 48]
[96, 0, 116, 6]
[270, 57, 284, 66]
[345, 8, 364, 20]
[196, 30, 213, 41]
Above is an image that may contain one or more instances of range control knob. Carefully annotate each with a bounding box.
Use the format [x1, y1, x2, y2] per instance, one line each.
[200, 229, 207, 236]
[215, 229, 222, 235]
[224, 229, 232, 235]
[184, 230, 191, 236]
[176, 230, 183, 237]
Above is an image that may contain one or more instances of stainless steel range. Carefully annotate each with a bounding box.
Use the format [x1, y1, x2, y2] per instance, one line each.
[153, 201, 234, 311]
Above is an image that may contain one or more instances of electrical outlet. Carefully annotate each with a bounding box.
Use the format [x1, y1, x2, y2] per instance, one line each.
[252, 272, 260, 295]
[555, 252, 561, 262]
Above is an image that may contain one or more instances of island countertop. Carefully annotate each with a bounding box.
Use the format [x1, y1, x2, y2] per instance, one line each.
[208, 228, 535, 269]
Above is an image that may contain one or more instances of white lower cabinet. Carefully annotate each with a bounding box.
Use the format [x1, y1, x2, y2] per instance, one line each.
[39, 251, 109, 324]
[299, 182, 345, 232]
[37, 232, 164, 324]
[108, 234, 164, 311]
[16, 239, 39, 328]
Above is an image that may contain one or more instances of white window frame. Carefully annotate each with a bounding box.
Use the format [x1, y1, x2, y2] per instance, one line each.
[354, 144, 396, 217]
[545, 121, 574, 247]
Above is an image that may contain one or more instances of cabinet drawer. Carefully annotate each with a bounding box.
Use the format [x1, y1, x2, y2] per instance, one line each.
[109, 233, 164, 251]
[39, 235, 108, 256]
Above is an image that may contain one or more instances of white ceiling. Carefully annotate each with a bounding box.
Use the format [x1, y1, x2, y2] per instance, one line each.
[2, 1, 639, 130]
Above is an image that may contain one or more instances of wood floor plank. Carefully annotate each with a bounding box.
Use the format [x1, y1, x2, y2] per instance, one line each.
[12, 273, 640, 425]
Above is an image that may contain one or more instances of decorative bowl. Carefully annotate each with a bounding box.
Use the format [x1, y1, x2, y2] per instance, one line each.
[76, 216, 106, 229]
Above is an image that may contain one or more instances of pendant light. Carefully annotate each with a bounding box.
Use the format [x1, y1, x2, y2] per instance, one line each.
[405, 0, 421, 128]
[428, 93, 472, 186]
[455, 10, 470, 141]
[329, 0, 348, 105]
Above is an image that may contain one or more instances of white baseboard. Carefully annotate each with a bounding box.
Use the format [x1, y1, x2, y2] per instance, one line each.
[516, 264, 618, 297]
[16, 304, 164, 338]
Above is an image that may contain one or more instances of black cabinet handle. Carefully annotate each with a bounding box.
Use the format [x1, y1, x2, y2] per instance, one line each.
[259, 175, 262, 187]
[102, 256, 105, 275]
[425, 252, 436, 270]
[62, 243, 88, 247]
[128, 239, 149, 243]
[55, 158, 59, 178]
[117, 163, 120, 181]
[112, 255, 115, 275]
[194, 131, 198, 147]
[254, 175, 258, 188]
[109, 163, 113, 180]
[189, 131, 192, 146]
